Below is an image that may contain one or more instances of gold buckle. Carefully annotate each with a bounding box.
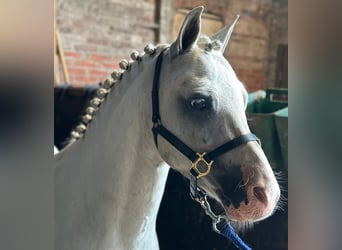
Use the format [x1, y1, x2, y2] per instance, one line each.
[190, 152, 214, 179]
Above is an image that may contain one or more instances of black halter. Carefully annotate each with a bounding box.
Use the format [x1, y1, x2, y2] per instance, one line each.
[151, 48, 259, 200]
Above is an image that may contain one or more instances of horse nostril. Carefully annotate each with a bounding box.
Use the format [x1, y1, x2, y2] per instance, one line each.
[252, 186, 268, 205]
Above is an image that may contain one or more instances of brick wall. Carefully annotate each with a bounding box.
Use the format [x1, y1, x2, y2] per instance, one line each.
[175, 0, 288, 92]
[56, 0, 157, 86]
[264, 0, 288, 88]
[57, 0, 287, 91]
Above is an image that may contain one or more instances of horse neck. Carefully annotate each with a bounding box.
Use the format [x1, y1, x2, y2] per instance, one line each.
[55, 57, 170, 249]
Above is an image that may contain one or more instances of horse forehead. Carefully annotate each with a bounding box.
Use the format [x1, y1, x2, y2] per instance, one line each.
[169, 50, 239, 91]
[170, 50, 218, 79]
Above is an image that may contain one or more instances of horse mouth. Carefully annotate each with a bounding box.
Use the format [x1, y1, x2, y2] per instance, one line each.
[218, 187, 280, 222]
[224, 202, 274, 222]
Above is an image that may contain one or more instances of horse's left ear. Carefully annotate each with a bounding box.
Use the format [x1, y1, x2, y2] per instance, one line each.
[170, 6, 204, 58]
[210, 15, 240, 54]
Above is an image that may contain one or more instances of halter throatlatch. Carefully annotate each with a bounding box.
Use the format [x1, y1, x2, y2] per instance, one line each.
[152, 49, 255, 250]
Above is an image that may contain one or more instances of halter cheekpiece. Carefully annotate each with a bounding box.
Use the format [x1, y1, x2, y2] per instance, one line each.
[151, 48, 256, 250]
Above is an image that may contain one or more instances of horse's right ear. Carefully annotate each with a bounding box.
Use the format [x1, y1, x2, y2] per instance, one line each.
[170, 6, 204, 59]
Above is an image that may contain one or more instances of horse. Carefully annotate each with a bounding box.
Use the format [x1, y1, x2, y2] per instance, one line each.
[54, 6, 280, 250]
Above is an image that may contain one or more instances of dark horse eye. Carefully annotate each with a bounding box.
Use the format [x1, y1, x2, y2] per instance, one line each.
[190, 98, 208, 110]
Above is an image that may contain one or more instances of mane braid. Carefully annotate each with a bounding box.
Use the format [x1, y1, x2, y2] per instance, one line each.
[197, 36, 222, 52]
[64, 43, 160, 147]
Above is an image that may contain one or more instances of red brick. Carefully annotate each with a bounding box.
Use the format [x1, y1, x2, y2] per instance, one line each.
[68, 68, 86, 75]
[75, 44, 98, 52]
[102, 62, 118, 69]
[235, 69, 249, 75]
[89, 69, 108, 76]
[75, 60, 97, 67]
[252, 69, 264, 74]
[65, 60, 73, 66]
[64, 51, 81, 58]
[71, 81, 87, 88]
[73, 75, 98, 83]
[87, 38, 109, 45]
[73, 20, 85, 29]
[89, 54, 109, 61]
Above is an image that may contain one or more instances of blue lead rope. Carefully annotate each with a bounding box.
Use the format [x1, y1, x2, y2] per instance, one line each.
[220, 223, 252, 250]
[190, 174, 252, 249]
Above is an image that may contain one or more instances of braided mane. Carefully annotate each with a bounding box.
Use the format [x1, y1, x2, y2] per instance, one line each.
[64, 38, 221, 146]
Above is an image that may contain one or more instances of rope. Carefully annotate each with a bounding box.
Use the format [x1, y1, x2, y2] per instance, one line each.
[220, 223, 252, 250]
[189, 176, 252, 249]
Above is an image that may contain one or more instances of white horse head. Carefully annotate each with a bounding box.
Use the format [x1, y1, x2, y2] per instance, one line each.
[155, 6, 280, 222]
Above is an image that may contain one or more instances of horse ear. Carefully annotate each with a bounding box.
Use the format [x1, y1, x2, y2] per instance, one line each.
[170, 6, 204, 58]
[210, 15, 240, 54]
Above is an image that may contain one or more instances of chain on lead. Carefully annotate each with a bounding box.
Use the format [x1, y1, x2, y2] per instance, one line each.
[190, 174, 230, 234]
[198, 194, 229, 233]
[199, 195, 218, 221]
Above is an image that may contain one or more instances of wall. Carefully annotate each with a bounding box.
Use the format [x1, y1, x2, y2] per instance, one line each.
[264, 0, 288, 88]
[56, 0, 287, 91]
[56, 0, 157, 86]
[174, 0, 288, 91]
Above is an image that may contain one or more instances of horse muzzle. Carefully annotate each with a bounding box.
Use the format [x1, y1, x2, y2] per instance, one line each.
[224, 183, 280, 222]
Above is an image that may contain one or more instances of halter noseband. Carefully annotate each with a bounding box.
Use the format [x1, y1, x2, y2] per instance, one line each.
[151, 48, 259, 200]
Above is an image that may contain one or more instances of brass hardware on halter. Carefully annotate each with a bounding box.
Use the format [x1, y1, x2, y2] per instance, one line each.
[190, 152, 214, 179]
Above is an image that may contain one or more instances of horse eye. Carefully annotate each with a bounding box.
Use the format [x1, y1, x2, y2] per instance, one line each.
[190, 98, 208, 110]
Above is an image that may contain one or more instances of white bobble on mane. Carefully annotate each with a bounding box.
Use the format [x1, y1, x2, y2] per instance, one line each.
[97, 88, 108, 99]
[90, 97, 102, 107]
[119, 59, 130, 70]
[111, 70, 123, 80]
[82, 114, 92, 124]
[70, 131, 81, 139]
[76, 124, 87, 133]
[144, 43, 156, 55]
[86, 107, 96, 115]
[130, 50, 141, 61]
[103, 78, 115, 88]
[209, 40, 222, 51]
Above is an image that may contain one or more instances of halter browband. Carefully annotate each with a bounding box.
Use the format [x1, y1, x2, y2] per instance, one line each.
[151, 48, 259, 189]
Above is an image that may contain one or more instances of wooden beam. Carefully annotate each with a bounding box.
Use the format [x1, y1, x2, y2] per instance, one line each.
[56, 29, 70, 84]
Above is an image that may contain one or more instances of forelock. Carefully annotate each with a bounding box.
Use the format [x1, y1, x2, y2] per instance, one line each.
[197, 36, 222, 52]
